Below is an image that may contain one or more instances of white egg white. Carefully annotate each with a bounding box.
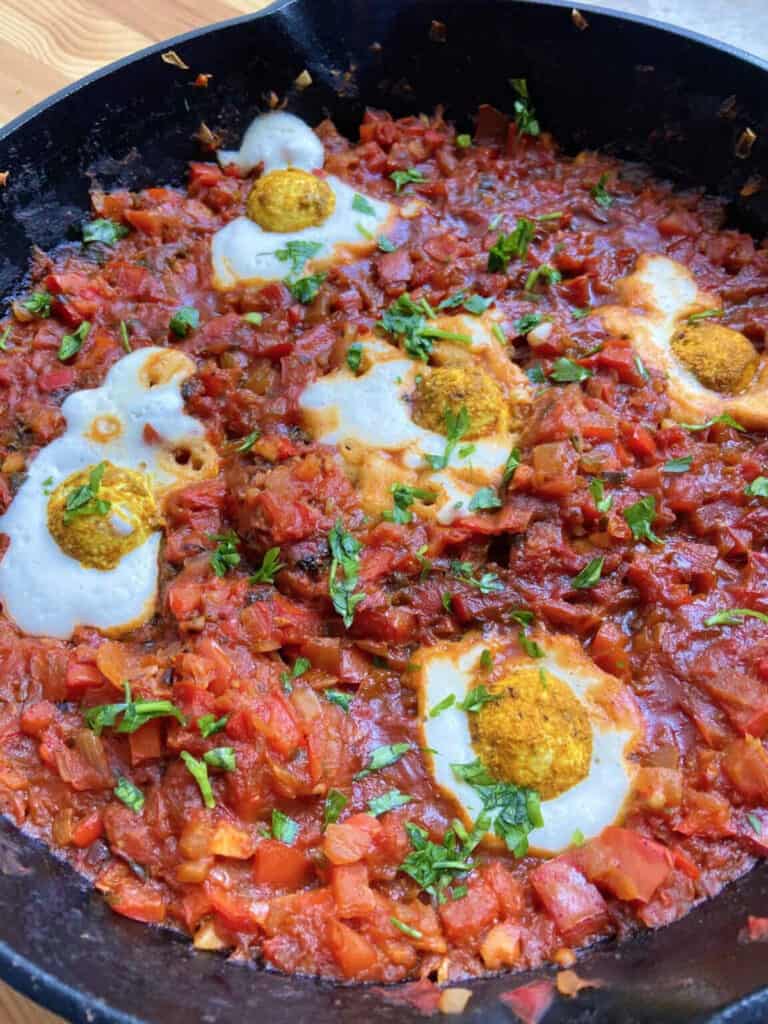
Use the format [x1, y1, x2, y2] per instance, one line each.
[0, 347, 215, 640]
[598, 252, 768, 429]
[218, 110, 325, 174]
[416, 633, 643, 855]
[299, 320, 528, 524]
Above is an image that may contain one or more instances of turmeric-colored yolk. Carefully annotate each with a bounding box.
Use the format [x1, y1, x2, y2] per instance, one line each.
[245, 168, 336, 233]
[47, 462, 161, 570]
[671, 321, 759, 393]
[470, 667, 592, 799]
[412, 365, 506, 438]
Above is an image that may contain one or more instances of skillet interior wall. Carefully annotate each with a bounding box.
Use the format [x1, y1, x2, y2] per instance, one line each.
[0, 1, 767, 1022]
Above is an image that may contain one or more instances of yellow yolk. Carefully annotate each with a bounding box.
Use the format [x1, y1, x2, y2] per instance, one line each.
[470, 667, 592, 800]
[245, 168, 336, 232]
[411, 365, 507, 438]
[670, 321, 759, 394]
[47, 462, 161, 570]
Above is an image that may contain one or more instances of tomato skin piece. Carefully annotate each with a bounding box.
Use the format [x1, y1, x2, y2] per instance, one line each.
[573, 827, 673, 903]
[253, 840, 311, 888]
[328, 919, 378, 978]
[723, 736, 768, 801]
[331, 863, 377, 918]
[530, 859, 609, 944]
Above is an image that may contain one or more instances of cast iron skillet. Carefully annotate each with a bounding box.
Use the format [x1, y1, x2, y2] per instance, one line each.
[0, 1, 767, 1020]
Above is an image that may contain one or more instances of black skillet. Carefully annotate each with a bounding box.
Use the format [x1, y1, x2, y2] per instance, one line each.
[0, 1, 767, 1021]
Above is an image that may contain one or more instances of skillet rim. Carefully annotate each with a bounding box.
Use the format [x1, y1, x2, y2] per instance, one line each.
[0, 1, 767, 1021]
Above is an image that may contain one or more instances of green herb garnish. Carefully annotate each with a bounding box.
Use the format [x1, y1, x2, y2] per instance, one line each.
[571, 555, 605, 589]
[355, 743, 411, 780]
[63, 460, 109, 524]
[624, 495, 662, 544]
[352, 193, 376, 216]
[663, 456, 693, 474]
[58, 321, 91, 361]
[346, 342, 363, 372]
[390, 168, 426, 193]
[271, 809, 299, 844]
[549, 356, 591, 383]
[209, 530, 240, 577]
[114, 776, 144, 813]
[275, 240, 323, 275]
[369, 790, 412, 816]
[203, 747, 236, 772]
[248, 547, 284, 584]
[325, 689, 353, 713]
[511, 78, 540, 137]
[181, 751, 215, 809]
[328, 520, 364, 628]
[487, 217, 535, 273]
[705, 608, 768, 628]
[198, 714, 229, 738]
[591, 173, 613, 208]
[323, 789, 348, 827]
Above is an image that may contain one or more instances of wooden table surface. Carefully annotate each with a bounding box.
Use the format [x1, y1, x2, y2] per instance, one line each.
[0, 1, 766, 1022]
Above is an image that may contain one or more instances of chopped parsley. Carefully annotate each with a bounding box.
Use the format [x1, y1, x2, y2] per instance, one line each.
[390, 167, 426, 193]
[467, 486, 502, 512]
[21, 290, 52, 317]
[518, 632, 545, 658]
[275, 240, 322, 275]
[590, 173, 613, 207]
[572, 306, 592, 320]
[169, 306, 200, 338]
[58, 320, 91, 361]
[549, 357, 592, 384]
[437, 290, 493, 315]
[377, 236, 397, 253]
[235, 429, 261, 452]
[383, 482, 437, 524]
[456, 133, 472, 149]
[503, 447, 521, 485]
[325, 689, 353, 713]
[415, 544, 432, 579]
[42, 476, 54, 495]
[525, 264, 562, 293]
[243, 311, 264, 325]
[118, 320, 131, 352]
[346, 342, 363, 372]
[746, 477, 768, 497]
[181, 751, 215, 809]
[451, 759, 542, 857]
[515, 312, 545, 335]
[687, 308, 723, 324]
[280, 656, 310, 695]
[634, 355, 650, 382]
[624, 495, 662, 544]
[203, 747, 236, 772]
[441, 592, 454, 613]
[479, 649, 493, 671]
[589, 477, 613, 514]
[390, 917, 422, 940]
[748, 813, 762, 835]
[378, 293, 470, 361]
[369, 790, 412, 816]
[83, 218, 129, 245]
[84, 681, 186, 736]
[571, 555, 605, 590]
[209, 530, 240, 577]
[680, 413, 745, 433]
[450, 560, 503, 594]
[457, 685, 500, 713]
[63, 460, 109, 524]
[663, 456, 693, 473]
[114, 777, 144, 814]
[511, 78, 540, 137]
[571, 828, 586, 847]
[527, 364, 546, 384]
[429, 694, 456, 718]
[0, 326, 10, 351]
[354, 743, 411, 780]
[426, 406, 470, 470]
[271, 809, 299, 844]
[352, 193, 376, 216]
[491, 323, 507, 345]
[328, 520, 364, 628]
[487, 218, 535, 273]
[399, 820, 479, 902]
[323, 789, 348, 827]
[705, 608, 768, 628]
[198, 713, 228, 738]
[289, 273, 326, 304]
[248, 546, 284, 584]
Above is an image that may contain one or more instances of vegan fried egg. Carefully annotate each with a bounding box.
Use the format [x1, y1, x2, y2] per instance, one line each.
[598, 252, 768, 428]
[415, 632, 644, 854]
[299, 315, 531, 523]
[212, 112, 397, 288]
[0, 348, 218, 639]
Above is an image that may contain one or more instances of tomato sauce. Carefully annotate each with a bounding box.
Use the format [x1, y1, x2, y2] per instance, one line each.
[0, 105, 767, 983]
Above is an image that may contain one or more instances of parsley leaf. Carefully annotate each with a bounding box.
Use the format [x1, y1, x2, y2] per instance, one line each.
[390, 917, 422, 940]
[746, 477, 768, 497]
[325, 689, 353, 713]
[248, 547, 284, 584]
[198, 713, 228, 738]
[390, 168, 426, 193]
[289, 273, 326, 304]
[624, 495, 662, 544]
[352, 193, 376, 216]
[181, 751, 215, 809]
[235, 429, 261, 452]
[63, 460, 110, 524]
[58, 321, 91, 361]
[572, 306, 592, 320]
[450, 560, 503, 594]
[323, 789, 348, 827]
[527, 364, 546, 384]
[457, 686, 500, 712]
[426, 406, 470, 470]
[83, 218, 130, 246]
[21, 291, 52, 317]
[456, 134, 472, 149]
[549, 357, 591, 383]
[663, 456, 693, 474]
[748, 812, 762, 835]
[503, 448, 521, 485]
[169, 306, 200, 338]
[114, 776, 144, 814]
[590, 173, 613, 207]
[275, 240, 323, 275]
[589, 477, 613, 514]
[383, 482, 437, 524]
[209, 530, 240, 577]
[203, 747, 236, 772]
[437, 291, 493, 315]
[487, 218, 535, 273]
[399, 819, 479, 902]
[85, 681, 186, 736]
[511, 78, 540, 137]
[354, 743, 411, 780]
[687, 308, 723, 324]
[378, 293, 470, 361]
[346, 342, 363, 372]
[243, 312, 264, 325]
[515, 312, 544, 335]
[681, 413, 745, 433]
[429, 694, 456, 718]
[328, 520, 364, 628]
[480, 649, 493, 671]
[119, 320, 131, 352]
[451, 759, 542, 857]
[271, 809, 299, 844]
[279, 656, 310, 695]
[518, 632, 545, 658]
[377, 236, 397, 253]
[369, 790, 412, 816]
[525, 264, 561, 294]
[571, 555, 605, 589]
[468, 486, 502, 512]
[705, 608, 768, 628]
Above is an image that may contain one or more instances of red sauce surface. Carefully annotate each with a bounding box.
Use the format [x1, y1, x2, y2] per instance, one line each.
[1, 106, 768, 983]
